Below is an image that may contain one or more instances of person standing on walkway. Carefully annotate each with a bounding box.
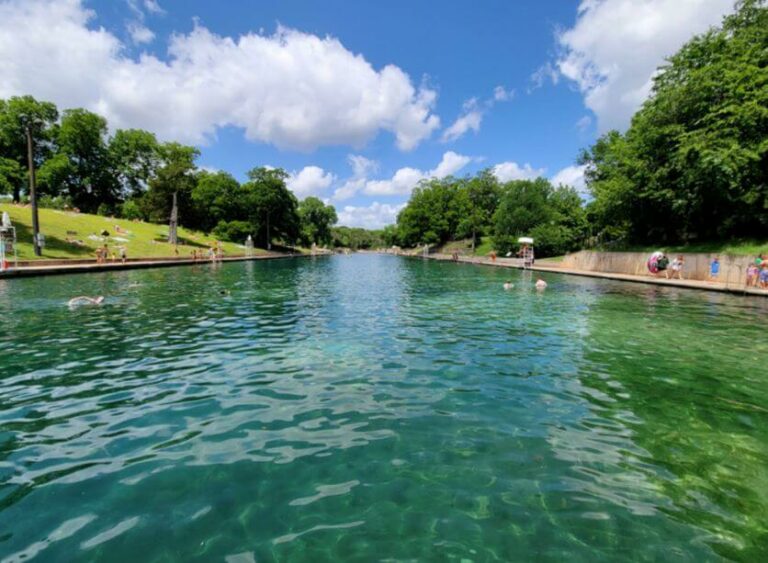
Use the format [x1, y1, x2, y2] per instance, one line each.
[709, 257, 720, 282]
[669, 255, 685, 280]
[746, 263, 759, 287]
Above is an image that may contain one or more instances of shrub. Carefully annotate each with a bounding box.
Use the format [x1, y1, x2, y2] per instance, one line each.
[213, 220, 253, 243]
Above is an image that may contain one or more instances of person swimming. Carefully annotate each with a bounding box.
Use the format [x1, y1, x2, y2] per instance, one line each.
[68, 296, 104, 307]
[503, 281, 513, 290]
[535, 278, 547, 290]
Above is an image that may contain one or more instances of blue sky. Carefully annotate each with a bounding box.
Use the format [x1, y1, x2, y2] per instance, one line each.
[0, 0, 736, 227]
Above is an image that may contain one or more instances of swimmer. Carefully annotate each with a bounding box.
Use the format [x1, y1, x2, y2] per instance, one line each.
[68, 296, 104, 307]
[219, 289, 230, 296]
[503, 281, 513, 290]
[535, 278, 548, 290]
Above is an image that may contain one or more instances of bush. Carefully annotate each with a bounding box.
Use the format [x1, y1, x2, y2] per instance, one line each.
[96, 203, 116, 217]
[120, 199, 144, 221]
[213, 220, 253, 243]
[37, 195, 73, 210]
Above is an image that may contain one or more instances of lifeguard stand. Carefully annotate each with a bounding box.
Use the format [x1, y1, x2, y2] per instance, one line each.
[518, 236, 534, 268]
[0, 212, 18, 272]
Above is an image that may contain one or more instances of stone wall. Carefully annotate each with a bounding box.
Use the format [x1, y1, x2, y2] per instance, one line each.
[561, 251, 754, 286]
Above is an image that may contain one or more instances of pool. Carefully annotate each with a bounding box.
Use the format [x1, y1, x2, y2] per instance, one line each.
[0, 254, 766, 561]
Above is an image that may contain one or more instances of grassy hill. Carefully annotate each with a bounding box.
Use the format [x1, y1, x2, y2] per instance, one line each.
[0, 203, 264, 260]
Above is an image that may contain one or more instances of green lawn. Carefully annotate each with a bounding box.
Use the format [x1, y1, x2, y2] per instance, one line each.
[0, 204, 264, 260]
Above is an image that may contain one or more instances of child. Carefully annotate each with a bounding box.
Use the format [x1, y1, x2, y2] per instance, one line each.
[709, 257, 720, 281]
[760, 264, 768, 289]
[669, 255, 684, 280]
[746, 263, 759, 287]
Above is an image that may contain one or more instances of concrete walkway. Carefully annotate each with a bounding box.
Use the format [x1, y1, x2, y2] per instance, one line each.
[420, 253, 768, 298]
[0, 252, 303, 279]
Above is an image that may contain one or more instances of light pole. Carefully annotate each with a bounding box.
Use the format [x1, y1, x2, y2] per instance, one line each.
[24, 122, 41, 257]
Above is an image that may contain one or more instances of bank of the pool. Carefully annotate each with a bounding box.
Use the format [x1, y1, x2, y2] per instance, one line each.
[403, 252, 768, 298]
[0, 252, 323, 279]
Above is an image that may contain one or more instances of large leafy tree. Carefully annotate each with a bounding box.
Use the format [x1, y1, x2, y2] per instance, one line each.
[109, 129, 162, 199]
[582, 0, 768, 243]
[456, 169, 501, 250]
[192, 170, 244, 233]
[493, 178, 586, 257]
[298, 196, 338, 246]
[140, 142, 200, 226]
[397, 177, 466, 247]
[0, 96, 59, 201]
[243, 167, 300, 248]
[40, 108, 118, 213]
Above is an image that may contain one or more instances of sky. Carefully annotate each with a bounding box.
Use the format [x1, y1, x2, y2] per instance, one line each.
[0, 0, 736, 228]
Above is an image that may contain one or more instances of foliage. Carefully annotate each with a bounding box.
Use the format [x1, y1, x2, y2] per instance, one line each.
[0, 96, 59, 201]
[493, 179, 587, 257]
[582, 0, 768, 244]
[0, 96, 312, 252]
[298, 196, 337, 246]
[213, 220, 253, 243]
[397, 177, 468, 246]
[331, 226, 383, 249]
[243, 167, 300, 247]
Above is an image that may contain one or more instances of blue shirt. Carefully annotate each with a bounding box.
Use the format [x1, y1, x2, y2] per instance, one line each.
[710, 261, 720, 274]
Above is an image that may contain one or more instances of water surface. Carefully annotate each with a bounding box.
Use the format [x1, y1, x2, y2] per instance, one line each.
[0, 255, 766, 561]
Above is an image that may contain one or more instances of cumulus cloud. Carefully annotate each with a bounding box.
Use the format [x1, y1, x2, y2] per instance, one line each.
[441, 86, 514, 143]
[441, 98, 483, 142]
[556, 0, 734, 131]
[493, 86, 514, 102]
[363, 151, 473, 197]
[529, 62, 559, 92]
[286, 166, 335, 197]
[551, 164, 587, 193]
[143, 0, 164, 14]
[337, 202, 405, 229]
[127, 22, 155, 44]
[492, 161, 545, 183]
[333, 155, 379, 201]
[0, 0, 440, 150]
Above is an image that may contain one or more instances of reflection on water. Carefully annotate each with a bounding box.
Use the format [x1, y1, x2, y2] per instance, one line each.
[0, 255, 766, 561]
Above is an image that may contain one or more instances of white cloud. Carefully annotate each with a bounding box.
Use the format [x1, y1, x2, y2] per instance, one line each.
[551, 164, 587, 193]
[287, 166, 335, 197]
[363, 151, 473, 197]
[493, 86, 514, 102]
[333, 155, 378, 201]
[127, 22, 155, 44]
[492, 161, 545, 183]
[575, 115, 592, 132]
[556, 0, 734, 131]
[441, 99, 483, 143]
[529, 62, 559, 92]
[337, 202, 405, 229]
[0, 0, 440, 151]
[143, 0, 164, 14]
[348, 155, 378, 179]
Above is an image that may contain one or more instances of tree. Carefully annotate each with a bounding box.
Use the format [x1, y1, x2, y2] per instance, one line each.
[140, 142, 200, 227]
[109, 129, 161, 198]
[397, 177, 465, 247]
[583, 0, 768, 244]
[0, 96, 58, 201]
[45, 108, 117, 213]
[456, 169, 500, 250]
[298, 196, 338, 246]
[192, 171, 243, 233]
[493, 178, 586, 257]
[243, 167, 299, 248]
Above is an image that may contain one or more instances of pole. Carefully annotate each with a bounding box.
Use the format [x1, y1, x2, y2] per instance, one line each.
[25, 125, 41, 257]
[266, 210, 271, 250]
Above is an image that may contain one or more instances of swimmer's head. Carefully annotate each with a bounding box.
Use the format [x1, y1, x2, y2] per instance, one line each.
[95, 296, 105, 304]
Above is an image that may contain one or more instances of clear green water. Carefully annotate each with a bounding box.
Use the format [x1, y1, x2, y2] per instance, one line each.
[0, 254, 767, 562]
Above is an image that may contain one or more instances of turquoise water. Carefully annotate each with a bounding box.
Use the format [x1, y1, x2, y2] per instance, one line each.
[0, 254, 767, 561]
